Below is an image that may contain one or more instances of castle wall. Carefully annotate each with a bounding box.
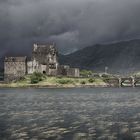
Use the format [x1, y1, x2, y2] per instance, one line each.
[40, 64, 48, 74]
[27, 60, 40, 74]
[32, 45, 49, 65]
[67, 68, 80, 77]
[4, 57, 27, 82]
[48, 69, 58, 76]
[27, 61, 34, 74]
[31, 44, 59, 76]
[32, 44, 58, 65]
[57, 65, 79, 77]
[57, 65, 70, 76]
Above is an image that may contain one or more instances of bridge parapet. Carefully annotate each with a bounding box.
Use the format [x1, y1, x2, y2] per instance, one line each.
[104, 76, 140, 87]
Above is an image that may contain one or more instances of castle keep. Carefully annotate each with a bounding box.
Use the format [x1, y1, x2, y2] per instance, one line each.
[4, 43, 79, 81]
[28, 44, 59, 76]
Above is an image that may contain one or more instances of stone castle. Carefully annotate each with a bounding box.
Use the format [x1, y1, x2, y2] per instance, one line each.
[4, 43, 79, 81]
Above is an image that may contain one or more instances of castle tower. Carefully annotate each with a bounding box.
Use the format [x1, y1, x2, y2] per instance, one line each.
[4, 57, 27, 82]
[28, 43, 59, 76]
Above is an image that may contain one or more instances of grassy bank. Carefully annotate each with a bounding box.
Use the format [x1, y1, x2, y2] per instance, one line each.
[0, 74, 109, 88]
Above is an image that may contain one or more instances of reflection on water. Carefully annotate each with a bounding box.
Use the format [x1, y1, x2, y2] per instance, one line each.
[0, 88, 140, 140]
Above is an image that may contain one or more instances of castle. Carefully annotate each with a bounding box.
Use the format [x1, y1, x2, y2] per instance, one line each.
[4, 43, 79, 82]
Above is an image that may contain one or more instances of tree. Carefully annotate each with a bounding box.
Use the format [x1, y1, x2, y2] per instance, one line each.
[30, 72, 45, 84]
[80, 70, 93, 77]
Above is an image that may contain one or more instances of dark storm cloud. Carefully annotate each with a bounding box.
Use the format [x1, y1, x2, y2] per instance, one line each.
[0, 0, 140, 56]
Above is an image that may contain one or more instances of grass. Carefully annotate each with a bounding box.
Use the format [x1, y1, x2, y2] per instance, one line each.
[133, 72, 140, 77]
[0, 75, 107, 88]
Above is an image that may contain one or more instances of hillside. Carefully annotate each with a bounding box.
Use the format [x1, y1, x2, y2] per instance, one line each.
[59, 39, 140, 74]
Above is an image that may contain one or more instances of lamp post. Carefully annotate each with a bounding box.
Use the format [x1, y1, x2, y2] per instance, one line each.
[105, 66, 108, 74]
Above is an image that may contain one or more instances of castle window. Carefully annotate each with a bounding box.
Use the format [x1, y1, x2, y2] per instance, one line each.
[49, 63, 56, 69]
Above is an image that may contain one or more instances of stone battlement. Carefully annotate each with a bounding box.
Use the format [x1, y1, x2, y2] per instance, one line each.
[5, 57, 27, 62]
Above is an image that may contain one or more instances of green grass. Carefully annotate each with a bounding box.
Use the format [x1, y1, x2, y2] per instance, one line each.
[0, 75, 107, 88]
[133, 72, 140, 77]
[34, 76, 106, 86]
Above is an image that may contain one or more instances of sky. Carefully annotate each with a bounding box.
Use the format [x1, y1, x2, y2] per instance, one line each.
[0, 0, 140, 57]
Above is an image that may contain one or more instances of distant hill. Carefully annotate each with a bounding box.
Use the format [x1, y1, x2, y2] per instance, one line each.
[59, 39, 140, 74]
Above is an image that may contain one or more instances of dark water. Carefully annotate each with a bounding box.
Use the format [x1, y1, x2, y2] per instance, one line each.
[0, 88, 140, 140]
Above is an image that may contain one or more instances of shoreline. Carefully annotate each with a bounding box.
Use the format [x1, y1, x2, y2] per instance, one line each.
[0, 78, 137, 89]
[0, 83, 138, 89]
[0, 76, 113, 88]
[0, 83, 118, 89]
[1, 75, 137, 88]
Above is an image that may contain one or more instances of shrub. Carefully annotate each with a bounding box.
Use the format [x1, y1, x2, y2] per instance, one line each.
[57, 76, 63, 79]
[80, 70, 93, 77]
[31, 76, 39, 84]
[88, 78, 95, 83]
[57, 79, 73, 84]
[30, 72, 45, 84]
[80, 81, 86, 85]
[101, 74, 110, 78]
[16, 76, 26, 83]
[19, 76, 26, 80]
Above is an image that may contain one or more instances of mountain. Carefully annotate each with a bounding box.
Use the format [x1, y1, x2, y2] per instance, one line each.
[59, 39, 140, 74]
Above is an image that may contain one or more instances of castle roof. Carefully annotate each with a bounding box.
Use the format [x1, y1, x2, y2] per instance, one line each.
[4, 56, 27, 62]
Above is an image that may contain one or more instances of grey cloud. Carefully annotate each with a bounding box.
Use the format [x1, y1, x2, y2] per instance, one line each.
[0, 0, 140, 56]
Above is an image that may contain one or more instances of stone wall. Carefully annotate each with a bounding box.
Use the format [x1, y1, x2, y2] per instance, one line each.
[31, 44, 59, 76]
[32, 44, 58, 65]
[57, 65, 79, 77]
[57, 65, 70, 76]
[48, 68, 58, 76]
[4, 57, 27, 82]
[67, 68, 80, 77]
[27, 60, 40, 74]
[40, 64, 48, 74]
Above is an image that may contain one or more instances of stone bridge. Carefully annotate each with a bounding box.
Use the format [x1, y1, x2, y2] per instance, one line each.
[104, 76, 140, 87]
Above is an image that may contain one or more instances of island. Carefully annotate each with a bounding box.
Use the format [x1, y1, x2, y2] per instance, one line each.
[1, 43, 140, 88]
